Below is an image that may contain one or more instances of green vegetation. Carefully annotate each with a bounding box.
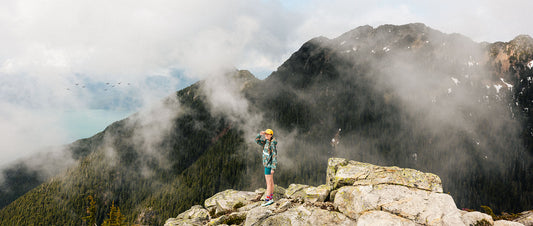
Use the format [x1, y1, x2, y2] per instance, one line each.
[474, 219, 492, 226]
[83, 195, 97, 226]
[481, 205, 496, 219]
[102, 201, 126, 226]
[0, 81, 254, 225]
[481, 205, 523, 221]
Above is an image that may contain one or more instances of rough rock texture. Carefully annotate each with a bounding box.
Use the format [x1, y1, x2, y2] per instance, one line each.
[356, 211, 419, 226]
[515, 211, 533, 226]
[460, 211, 494, 225]
[168, 158, 529, 226]
[245, 205, 355, 226]
[327, 157, 443, 192]
[204, 189, 258, 216]
[494, 220, 526, 226]
[285, 184, 331, 203]
[260, 185, 286, 201]
[165, 205, 210, 226]
[285, 184, 310, 198]
[333, 184, 463, 225]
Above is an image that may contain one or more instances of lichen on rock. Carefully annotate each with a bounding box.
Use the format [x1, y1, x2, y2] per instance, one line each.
[164, 205, 209, 226]
[326, 157, 443, 192]
[204, 189, 257, 216]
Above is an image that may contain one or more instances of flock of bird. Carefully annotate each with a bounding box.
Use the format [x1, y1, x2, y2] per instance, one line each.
[65, 82, 131, 91]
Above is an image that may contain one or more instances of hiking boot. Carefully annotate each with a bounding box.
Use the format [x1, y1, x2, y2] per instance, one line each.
[261, 199, 274, 207]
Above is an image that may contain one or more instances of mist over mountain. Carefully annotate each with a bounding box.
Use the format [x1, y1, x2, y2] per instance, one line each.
[0, 23, 532, 225]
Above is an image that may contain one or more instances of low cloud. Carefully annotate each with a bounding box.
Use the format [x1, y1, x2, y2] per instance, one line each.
[1, 0, 532, 170]
[0, 102, 69, 167]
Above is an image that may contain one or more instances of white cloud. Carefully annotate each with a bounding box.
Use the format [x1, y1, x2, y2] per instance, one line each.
[0, 102, 68, 166]
[290, 0, 533, 43]
[1, 0, 532, 166]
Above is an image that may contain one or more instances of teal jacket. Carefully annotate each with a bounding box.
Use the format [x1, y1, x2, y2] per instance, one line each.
[255, 134, 278, 169]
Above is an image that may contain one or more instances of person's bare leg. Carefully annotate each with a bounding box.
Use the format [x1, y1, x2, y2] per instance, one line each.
[268, 175, 274, 198]
[265, 174, 272, 199]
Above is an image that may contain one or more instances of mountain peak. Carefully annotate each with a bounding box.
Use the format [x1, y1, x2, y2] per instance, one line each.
[509, 34, 533, 49]
[336, 23, 436, 42]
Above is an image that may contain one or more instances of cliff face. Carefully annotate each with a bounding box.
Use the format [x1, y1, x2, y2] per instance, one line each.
[166, 158, 531, 226]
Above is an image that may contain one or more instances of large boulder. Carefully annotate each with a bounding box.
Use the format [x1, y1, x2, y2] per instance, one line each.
[285, 184, 311, 199]
[207, 211, 247, 226]
[245, 205, 355, 225]
[165, 205, 209, 226]
[516, 211, 533, 226]
[304, 184, 331, 202]
[327, 158, 443, 192]
[285, 184, 331, 203]
[356, 210, 417, 226]
[494, 220, 525, 226]
[460, 211, 494, 226]
[244, 206, 275, 226]
[204, 189, 257, 216]
[334, 184, 463, 225]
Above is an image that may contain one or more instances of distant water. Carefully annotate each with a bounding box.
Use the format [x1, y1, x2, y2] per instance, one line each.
[62, 109, 135, 142]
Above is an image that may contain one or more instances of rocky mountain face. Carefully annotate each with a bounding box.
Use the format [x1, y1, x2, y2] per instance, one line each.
[253, 23, 533, 212]
[1, 23, 532, 225]
[167, 157, 532, 226]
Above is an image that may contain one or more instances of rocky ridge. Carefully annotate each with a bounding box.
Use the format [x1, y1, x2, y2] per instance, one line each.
[165, 158, 532, 226]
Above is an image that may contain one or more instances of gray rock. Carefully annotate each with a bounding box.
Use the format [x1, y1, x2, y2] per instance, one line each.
[164, 205, 209, 226]
[236, 202, 261, 212]
[460, 211, 494, 226]
[285, 184, 310, 199]
[276, 198, 295, 213]
[515, 211, 533, 226]
[249, 205, 355, 226]
[326, 157, 443, 192]
[244, 206, 275, 226]
[494, 220, 525, 226]
[207, 211, 247, 226]
[204, 189, 257, 216]
[334, 184, 463, 225]
[285, 184, 331, 203]
[356, 210, 419, 226]
[303, 184, 331, 203]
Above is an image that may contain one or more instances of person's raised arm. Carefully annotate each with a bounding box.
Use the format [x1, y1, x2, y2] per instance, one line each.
[255, 131, 266, 146]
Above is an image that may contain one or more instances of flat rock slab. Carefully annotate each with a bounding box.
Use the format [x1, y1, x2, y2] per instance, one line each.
[245, 205, 355, 226]
[334, 184, 463, 225]
[327, 158, 443, 192]
[356, 210, 418, 226]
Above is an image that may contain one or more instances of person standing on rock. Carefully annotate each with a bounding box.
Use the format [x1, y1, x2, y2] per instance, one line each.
[255, 129, 277, 206]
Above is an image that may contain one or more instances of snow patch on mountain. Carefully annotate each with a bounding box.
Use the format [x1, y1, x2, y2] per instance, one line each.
[494, 84, 503, 93]
[500, 78, 513, 90]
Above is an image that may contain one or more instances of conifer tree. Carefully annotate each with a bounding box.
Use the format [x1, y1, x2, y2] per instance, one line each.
[103, 201, 126, 226]
[83, 195, 97, 226]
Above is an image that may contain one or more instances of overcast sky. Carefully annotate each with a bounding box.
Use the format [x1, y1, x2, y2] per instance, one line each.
[1, 0, 532, 166]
